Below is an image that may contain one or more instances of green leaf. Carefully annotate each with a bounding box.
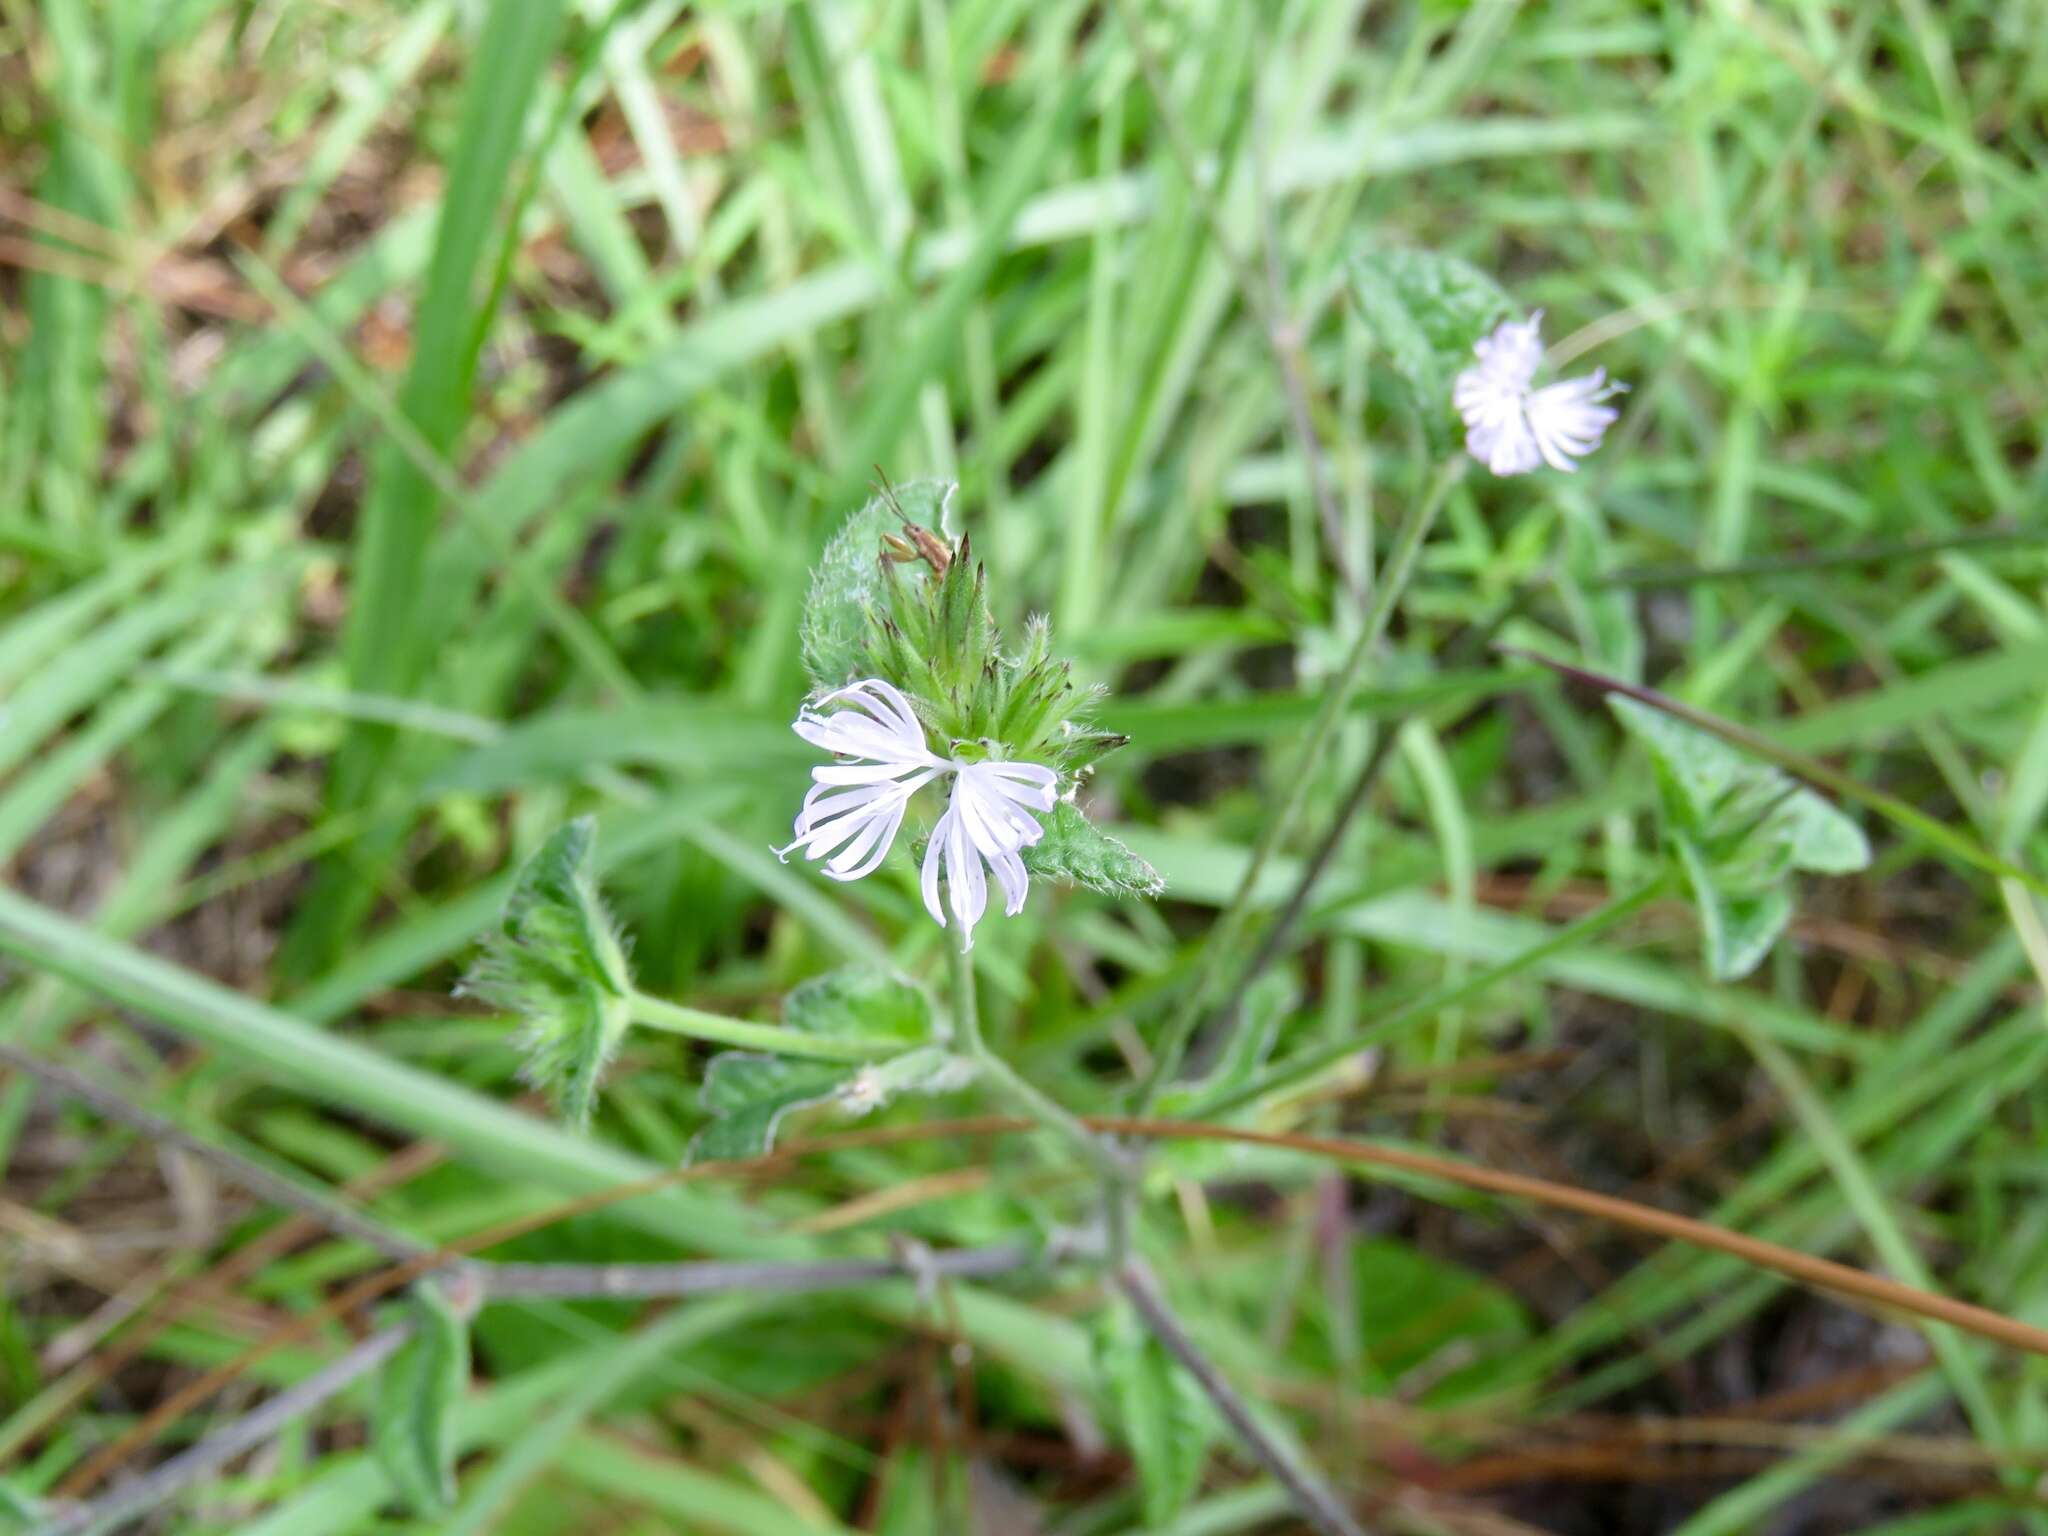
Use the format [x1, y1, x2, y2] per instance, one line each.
[1094, 1302, 1214, 1528]
[783, 966, 937, 1047]
[689, 1036, 970, 1165]
[1612, 696, 1867, 980]
[1021, 801, 1165, 898]
[1347, 244, 1513, 446]
[691, 1054, 853, 1163]
[1612, 697, 1870, 873]
[374, 1281, 471, 1516]
[1345, 1238, 1532, 1405]
[459, 817, 633, 1127]
[1677, 835, 1794, 982]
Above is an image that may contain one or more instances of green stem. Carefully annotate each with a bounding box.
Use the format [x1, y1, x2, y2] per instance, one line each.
[950, 937, 1127, 1187]
[627, 993, 898, 1063]
[1186, 874, 1673, 1120]
[1142, 457, 1466, 1102]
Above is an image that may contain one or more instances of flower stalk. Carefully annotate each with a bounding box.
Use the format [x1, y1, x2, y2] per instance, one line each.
[948, 933, 1128, 1190]
[625, 992, 908, 1064]
[1140, 456, 1467, 1103]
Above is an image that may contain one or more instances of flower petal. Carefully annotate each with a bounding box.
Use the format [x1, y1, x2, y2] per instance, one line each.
[988, 844, 1030, 917]
[945, 795, 988, 944]
[921, 808, 949, 930]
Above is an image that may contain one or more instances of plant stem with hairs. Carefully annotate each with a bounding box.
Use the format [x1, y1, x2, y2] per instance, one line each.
[627, 991, 904, 1062]
[1142, 457, 1466, 1102]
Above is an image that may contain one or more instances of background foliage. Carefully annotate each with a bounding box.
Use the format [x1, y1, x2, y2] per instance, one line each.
[3, 1, 2048, 1531]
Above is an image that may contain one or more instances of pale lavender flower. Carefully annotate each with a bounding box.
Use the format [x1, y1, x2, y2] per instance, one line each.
[1452, 312, 1625, 476]
[919, 761, 1058, 949]
[779, 679, 945, 882]
[779, 678, 1058, 947]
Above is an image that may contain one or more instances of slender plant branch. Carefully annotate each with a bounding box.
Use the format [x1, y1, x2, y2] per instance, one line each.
[1188, 876, 1671, 1120]
[1119, 1260, 1369, 1536]
[0, 1043, 432, 1263]
[626, 991, 905, 1062]
[949, 935, 1127, 1187]
[480, 1234, 1092, 1300]
[1143, 458, 1466, 1101]
[1589, 520, 2042, 589]
[1214, 590, 1544, 1034]
[43, 1322, 413, 1536]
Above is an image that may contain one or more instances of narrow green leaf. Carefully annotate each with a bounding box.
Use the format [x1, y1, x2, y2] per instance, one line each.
[1095, 1303, 1213, 1528]
[374, 1282, 471, 1515]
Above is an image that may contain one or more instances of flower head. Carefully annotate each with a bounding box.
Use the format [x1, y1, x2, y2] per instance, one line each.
[1452, 312, 1624, 476]
[779, 679, 945, 882]
[779, 677, 1061, 947]
[920, 760, 1058, 949]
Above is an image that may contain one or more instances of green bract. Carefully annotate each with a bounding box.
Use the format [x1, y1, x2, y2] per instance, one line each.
[459, 817, 634, 1127]
[1612, 696, 1871, 980]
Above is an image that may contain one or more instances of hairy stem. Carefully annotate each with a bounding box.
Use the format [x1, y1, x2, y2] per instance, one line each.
[44, 1323, 414, 1536]
[949, 936, 1127, 1188]
[1188, 876, 1672, 1120]
[1142, 457, 1466, 1101]
[627, 992, 901, 1062]
[1119, 1261, 1368, 1536]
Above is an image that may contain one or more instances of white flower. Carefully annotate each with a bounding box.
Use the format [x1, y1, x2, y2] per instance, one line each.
[1452, 312, 1624, 476]
[920, 760, 1057, 949]
[778, 678, 1058, 948]
[778, 679, 945, 881]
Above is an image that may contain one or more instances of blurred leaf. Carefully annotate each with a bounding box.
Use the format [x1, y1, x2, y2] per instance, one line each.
[1346, 1238, 1532, 1405]
[1677, 836, 1794, 983]
[1155, 971, 1295, 1119]
[1612, 696, 1868, 979]
[459, 818, 633, 1127]
[374, 1281, 471, 1516]
[0, 1481, 47, 1533]
[1021, 802, 1164, 898]
[784, 965, 936, 1046]
[1095, 1303, 1213, 1528]
[691, 1054, 853, 1163]
[1347, 244, 1512, 446]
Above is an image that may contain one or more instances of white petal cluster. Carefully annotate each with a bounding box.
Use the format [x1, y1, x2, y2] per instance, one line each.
[1452, 312, 1624, 476]
[779, 678, 1057, 949]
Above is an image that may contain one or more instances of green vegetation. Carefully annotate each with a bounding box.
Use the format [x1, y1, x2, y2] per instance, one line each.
[3, 2, 2047, 1532]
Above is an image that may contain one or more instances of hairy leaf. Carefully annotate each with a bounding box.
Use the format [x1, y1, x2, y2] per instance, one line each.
[459, 817, 633, 1127]
[1613, 696, 1868, 980]
[1021, 802, 1165, 898]
[784, 966, 936, 1046]
[373, 1281, 470, 1516]
[1348, 244, 1513, 446]
[1095, 1302, 1213, 1528]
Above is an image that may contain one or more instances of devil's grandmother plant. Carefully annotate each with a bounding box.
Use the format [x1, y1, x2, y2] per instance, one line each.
[464, 480, 1158, 1150]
